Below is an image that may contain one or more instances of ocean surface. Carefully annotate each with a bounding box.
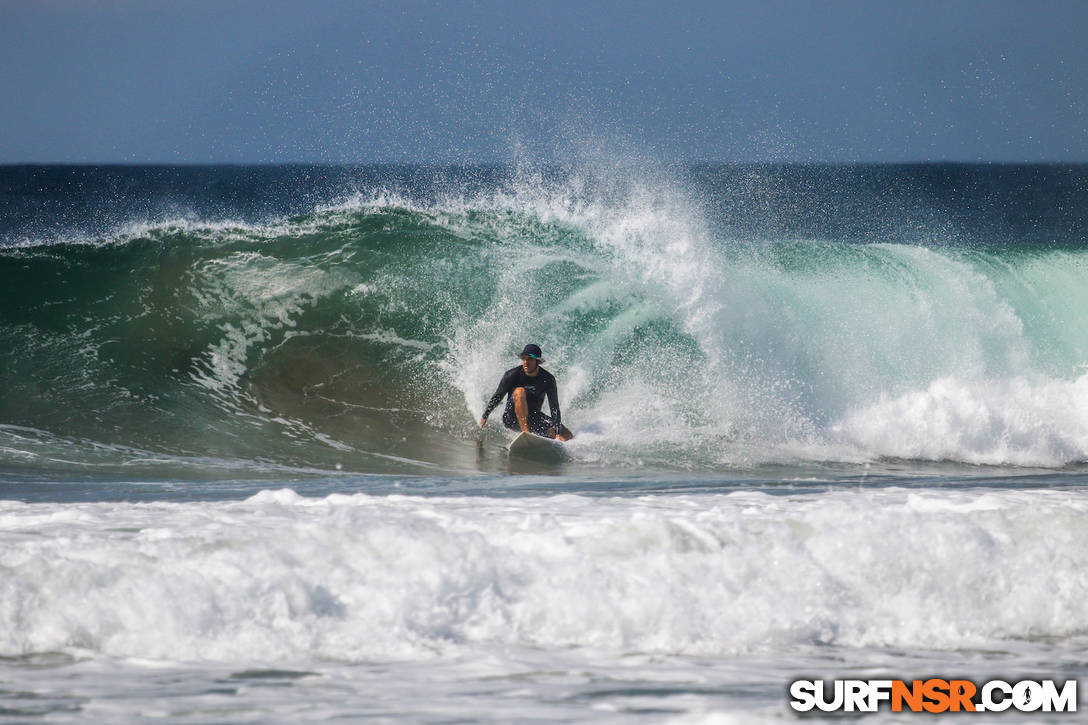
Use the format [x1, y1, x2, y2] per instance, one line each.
[2, 163, 1087, 722]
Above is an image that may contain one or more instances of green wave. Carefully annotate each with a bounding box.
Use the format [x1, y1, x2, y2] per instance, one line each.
[2, 198, 1088, 474]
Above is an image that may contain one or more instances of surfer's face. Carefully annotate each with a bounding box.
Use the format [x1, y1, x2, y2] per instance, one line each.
[521, 355, 539, 374]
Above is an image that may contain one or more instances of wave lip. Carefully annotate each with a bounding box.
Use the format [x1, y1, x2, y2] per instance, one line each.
[4, 165, 1088, 473]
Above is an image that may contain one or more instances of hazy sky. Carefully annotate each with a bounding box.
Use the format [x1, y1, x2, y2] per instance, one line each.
[3, 0, 1086, 163]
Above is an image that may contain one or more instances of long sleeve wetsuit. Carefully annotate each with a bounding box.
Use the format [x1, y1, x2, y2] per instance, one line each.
[481, 366, 561, 431]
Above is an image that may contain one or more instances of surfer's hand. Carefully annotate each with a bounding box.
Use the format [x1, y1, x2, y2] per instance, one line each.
[479, 417, 487, 428]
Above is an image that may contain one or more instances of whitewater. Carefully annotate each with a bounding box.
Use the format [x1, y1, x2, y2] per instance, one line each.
[2, 163, 1088, 721]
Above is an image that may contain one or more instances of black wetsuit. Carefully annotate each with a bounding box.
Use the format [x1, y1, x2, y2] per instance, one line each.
[482, 366, 562, 436]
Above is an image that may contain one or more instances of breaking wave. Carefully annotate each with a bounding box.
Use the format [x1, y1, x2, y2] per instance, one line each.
[2, 165, 1088, 473]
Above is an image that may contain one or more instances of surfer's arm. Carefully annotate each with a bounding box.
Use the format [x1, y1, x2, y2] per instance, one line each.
[546, 384, 561, 428]
[480, 375, 511, 425]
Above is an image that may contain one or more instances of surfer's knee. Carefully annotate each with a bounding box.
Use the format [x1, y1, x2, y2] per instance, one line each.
[512, 387, 526, 402]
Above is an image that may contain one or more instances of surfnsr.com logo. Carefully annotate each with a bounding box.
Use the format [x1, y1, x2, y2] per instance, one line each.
[789, 679, 1077, 713]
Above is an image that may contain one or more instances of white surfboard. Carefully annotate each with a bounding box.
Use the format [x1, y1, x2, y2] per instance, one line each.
[507, 431, 569, 461]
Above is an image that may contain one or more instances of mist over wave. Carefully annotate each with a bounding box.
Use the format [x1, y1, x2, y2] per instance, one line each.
[2, 164, 1088, 475]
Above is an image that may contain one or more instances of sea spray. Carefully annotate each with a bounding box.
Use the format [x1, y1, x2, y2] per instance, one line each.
[3, 488, 1088, 661]
[2, 165, 1088, 473]
[4, 164, 1088, 724]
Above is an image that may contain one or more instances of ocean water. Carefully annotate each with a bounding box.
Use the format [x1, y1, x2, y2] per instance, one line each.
[2, 163, 1088, 722]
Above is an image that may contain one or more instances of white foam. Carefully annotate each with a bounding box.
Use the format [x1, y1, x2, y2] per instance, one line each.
[835, 373, 1088, 466]
[13, 168, 1088, 472]
[3, 488, 1087, 664]
[443, 182, 1088, 468]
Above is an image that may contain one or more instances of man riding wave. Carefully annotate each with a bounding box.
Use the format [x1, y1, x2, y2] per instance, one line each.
[479, 344, 573, 441]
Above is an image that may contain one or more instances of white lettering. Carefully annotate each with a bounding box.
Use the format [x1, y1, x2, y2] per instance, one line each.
[816, 680, 844, 712]
[981, 680, 1012, 712]
[790, 677, 1076, 713]
[867, 680, 893, 711]
[1013, 680, 1043, 712]
[845, 680, 868, 712]
[789, 680, 817, 712]
[1041, 680, 1077, 712]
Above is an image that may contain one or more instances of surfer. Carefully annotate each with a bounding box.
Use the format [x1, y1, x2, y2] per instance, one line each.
[479, 344, 573, 441]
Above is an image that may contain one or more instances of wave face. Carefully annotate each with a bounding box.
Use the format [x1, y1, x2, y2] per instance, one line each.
[2, 164, 1088, 474]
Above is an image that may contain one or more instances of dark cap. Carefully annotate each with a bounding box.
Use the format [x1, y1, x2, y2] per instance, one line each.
[519, 343, 544, 362]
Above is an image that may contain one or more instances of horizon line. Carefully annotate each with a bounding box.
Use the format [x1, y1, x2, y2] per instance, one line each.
[3, 159, 1087, 167]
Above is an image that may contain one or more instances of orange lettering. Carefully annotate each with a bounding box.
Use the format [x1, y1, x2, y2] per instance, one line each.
[922, 679, 951, 713]
[892, 680, 924, 712]
[948, 680, 976, 712]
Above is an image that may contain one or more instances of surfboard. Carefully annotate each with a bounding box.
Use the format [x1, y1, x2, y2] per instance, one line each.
[507, 431, 569, 461]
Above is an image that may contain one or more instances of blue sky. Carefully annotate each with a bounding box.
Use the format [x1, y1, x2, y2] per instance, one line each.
[2, 0, 1086, 163]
